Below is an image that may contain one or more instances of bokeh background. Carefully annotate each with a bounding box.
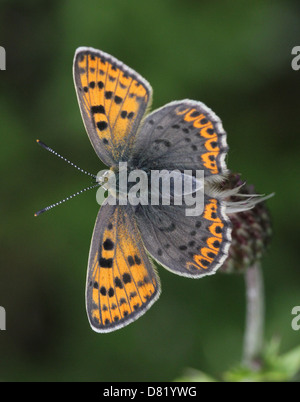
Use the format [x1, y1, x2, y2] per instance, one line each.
[0, 0, 299, 381]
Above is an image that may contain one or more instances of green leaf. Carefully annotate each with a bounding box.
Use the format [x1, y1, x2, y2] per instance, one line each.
[174, 368, 217, 382]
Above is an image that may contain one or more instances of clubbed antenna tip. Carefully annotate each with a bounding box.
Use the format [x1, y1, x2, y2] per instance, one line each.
[34, 208, 47, 217]
[36, 139, 49, 150]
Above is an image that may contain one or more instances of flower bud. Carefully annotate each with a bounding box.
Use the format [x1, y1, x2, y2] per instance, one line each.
[220, 173, 272, 274]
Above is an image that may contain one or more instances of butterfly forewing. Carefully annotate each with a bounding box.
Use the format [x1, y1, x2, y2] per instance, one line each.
[86, 197, 160, 333]
[73, 47, 152, 166]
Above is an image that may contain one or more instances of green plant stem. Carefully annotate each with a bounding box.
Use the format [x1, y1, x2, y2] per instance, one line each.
[243, 262, 264, 368]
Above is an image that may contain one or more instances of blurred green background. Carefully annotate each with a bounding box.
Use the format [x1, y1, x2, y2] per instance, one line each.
[0, 0, 299, 381]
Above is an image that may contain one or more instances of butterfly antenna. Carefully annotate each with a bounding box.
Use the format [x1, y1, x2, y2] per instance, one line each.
[36, 139, 97, 179]
[34, 183, 100, 217]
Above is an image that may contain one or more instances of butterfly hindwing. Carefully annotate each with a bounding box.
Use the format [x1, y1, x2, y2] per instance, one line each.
[73, 47, 152, 166]
[129, 100, 228, 176]
[86, 197, 160, 333]
[134, 195, 232, 277]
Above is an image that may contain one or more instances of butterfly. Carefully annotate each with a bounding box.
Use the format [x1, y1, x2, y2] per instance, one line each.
[73, 47, 232, 333]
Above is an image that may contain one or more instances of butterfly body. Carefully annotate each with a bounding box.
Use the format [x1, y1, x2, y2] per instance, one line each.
[73, 47, 231, 332]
